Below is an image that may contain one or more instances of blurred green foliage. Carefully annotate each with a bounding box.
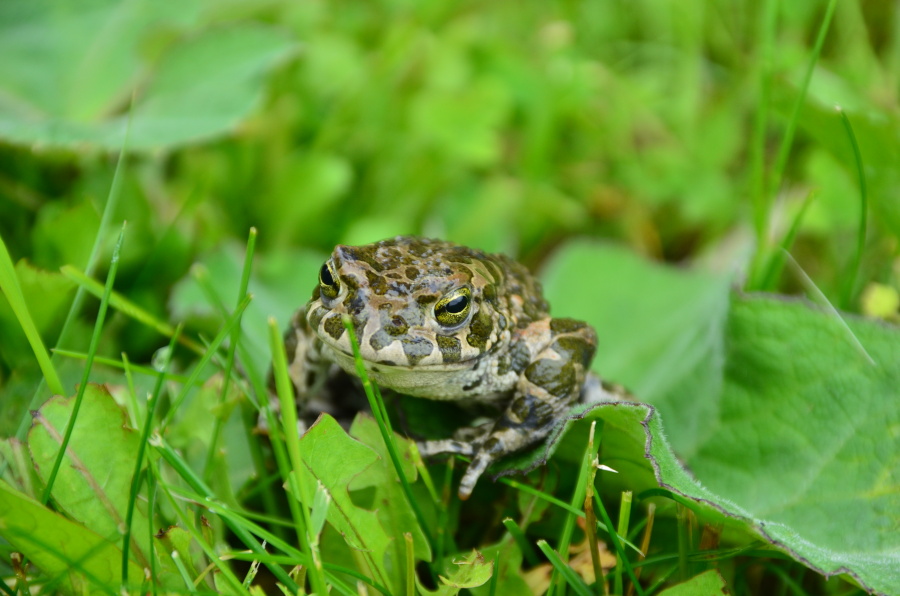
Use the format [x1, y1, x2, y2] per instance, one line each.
[3, 0, 898, 256]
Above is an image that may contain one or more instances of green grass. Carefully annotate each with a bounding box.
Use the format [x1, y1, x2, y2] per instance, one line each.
[1, 0, 897, 594]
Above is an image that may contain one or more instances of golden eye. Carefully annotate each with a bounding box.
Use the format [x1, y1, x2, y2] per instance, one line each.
[318, 261, 340, 300]
[434, 287, 471, 327]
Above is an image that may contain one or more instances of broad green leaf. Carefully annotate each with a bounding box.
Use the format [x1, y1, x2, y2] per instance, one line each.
[542, 243, 900, 595]
[295, 414, 394, 592]
[686, 296, 900, 594]
[0, 478, 145, 594]
[0, 0, 188, 121]
[350, 415, 433, 573]
[123, 25, 297, 149]
[0, 0, 297, 150]
[418, 550, 493, 595]
[27, 384, 154, 571]
[658, 569, 729, 596]
[542, 241, 733, 458]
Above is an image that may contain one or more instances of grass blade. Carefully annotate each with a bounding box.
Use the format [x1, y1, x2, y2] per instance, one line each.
[204, 227, 257, 484]
[626, 503, 655, 596]
[188, 260, 286, 539]
[404, 532, 415, 596]
[249, 322, 304, 547]
[52, 349, 191, 384]
[758, 190, 816, 290]
[549, 420, 600, 595]
[488, 550, 499, 596]
[583, 445, 606, 595]
[500, 477, 643, 556]
[226, 553, 392, 595]
[170, 550, 196, 593]
[268, 317, 329, 595]
[836, 108, 868, 309]
[537, 540, 593, 596]
[783, 250, 875, 366]
[0, 234, 64, 396]
[593, 478, 644, 595]
[768, 0, 837, 203]
[749, 0, 838, 289]
[676, 504, 693, 582]
[122, 325, 181, 584]
[749, 0, 779, 242]
[500, 478, 584, 518]
[613, 491, 633, 596]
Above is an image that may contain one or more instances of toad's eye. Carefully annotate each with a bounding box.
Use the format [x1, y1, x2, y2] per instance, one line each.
[434, 287, 471, 327]
[318, 262, 340, 299]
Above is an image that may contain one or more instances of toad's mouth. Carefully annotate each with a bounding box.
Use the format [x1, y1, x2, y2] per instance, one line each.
[318, 334, 480, 372]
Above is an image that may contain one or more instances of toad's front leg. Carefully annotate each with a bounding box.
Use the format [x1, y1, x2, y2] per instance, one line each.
[423, 318, 597, 499]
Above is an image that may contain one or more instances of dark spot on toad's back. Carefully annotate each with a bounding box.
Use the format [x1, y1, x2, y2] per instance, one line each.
[384, 312, 409, 336]
[416, 293, 439, 306]
[445, 254, 473, 265]
[551, 336, 594, 368]
[347, 246, 385, 272]
[507, 341, 532, 374]
[366, 270, 390, 295]
[483, 284, 497, 304]
[550, 318, 588, 334]
[524, 358, 577, 399]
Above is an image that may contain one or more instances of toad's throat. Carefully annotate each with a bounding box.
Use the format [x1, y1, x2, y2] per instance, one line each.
[321, 345, 491, 400]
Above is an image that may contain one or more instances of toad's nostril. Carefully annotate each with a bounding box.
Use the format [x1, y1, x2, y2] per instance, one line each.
[385, 314, 409, 337]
